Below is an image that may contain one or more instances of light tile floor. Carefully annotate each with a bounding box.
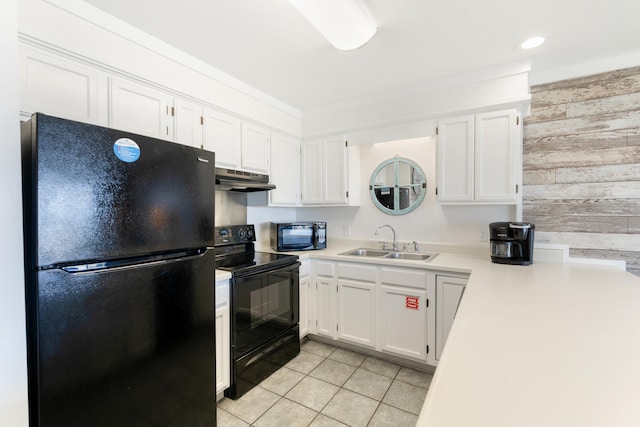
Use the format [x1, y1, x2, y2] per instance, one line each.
[217, 340, 433, 427]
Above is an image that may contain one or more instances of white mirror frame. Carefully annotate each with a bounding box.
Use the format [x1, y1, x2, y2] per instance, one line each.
[369, 157, 426, 215]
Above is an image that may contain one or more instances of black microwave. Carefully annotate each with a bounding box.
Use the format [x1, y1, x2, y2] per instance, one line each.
[271, 222, 326, 251]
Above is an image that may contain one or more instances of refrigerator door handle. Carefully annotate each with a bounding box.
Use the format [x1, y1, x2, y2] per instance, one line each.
[60, 249, 211, 274]
[61, 259, 168, 274]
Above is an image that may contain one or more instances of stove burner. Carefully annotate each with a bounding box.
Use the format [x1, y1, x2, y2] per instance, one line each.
[214, 224, 298, 276]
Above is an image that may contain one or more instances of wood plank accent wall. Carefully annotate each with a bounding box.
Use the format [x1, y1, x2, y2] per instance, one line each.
[523, 66, 640, 276]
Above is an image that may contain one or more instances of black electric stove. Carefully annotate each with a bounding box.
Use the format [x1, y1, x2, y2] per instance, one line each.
[214, 224, 300, 399]
[214, 224, 298, 273]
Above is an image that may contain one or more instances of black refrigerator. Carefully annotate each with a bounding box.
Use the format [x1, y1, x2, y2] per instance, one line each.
[21, 114, 217, 427]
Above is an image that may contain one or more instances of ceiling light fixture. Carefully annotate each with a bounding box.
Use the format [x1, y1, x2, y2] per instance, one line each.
[520, 36, 546, 50]
[288, 0, 377, 51]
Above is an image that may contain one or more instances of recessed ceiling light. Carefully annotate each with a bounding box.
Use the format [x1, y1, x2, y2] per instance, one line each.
[520, 36, 546, 50]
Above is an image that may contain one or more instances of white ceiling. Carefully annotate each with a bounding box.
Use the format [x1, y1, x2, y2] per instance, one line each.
[83, 0, 640, 114]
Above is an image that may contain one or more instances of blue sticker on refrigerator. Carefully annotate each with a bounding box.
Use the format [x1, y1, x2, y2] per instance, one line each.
[113, 138, 141, 163]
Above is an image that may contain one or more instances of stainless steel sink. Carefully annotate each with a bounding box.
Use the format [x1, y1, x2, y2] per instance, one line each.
[384, 252, 438, 261]
[339, 248, 389, 257]
[339, 248, 438, 262]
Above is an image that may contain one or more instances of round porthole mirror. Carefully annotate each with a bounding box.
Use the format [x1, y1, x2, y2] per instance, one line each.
[369, 157, 426, 215]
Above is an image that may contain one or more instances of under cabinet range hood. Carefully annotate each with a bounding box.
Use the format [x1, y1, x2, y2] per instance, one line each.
[215, 167, 276, 192]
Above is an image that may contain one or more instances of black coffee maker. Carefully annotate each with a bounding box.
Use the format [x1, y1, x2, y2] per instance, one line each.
[489, 222, 535, 265]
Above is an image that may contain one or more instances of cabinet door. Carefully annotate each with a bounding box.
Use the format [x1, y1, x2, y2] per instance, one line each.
[109, 77, 173, 140]
[299, 275, 310, 338]
[436, 115, 475, 202]
[337, 279, 376, 348]
[215, 305, 230, 395]
[381, 285, 428, 361]
[203, 109, 241, 168]
[301, 140, 324, 204]
[474, 109, 519, 202]
[20, 46, 100, 124]
[215, 278, 230, 395]
[323, 137, 348, 204]
[435, 275, 467, 361]
[270, 133, 300, 206]
[241, 122, 270, 173]
[315, 277, 336, 339]
[174, 99, 203, 148]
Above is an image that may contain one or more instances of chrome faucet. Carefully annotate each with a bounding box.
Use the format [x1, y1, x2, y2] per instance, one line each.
[375, 224, 398, 251]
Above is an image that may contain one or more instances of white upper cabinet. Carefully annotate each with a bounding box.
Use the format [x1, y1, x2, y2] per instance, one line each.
[241, 122, 270, 174]
[437, 108, 520, 204]
[269, 132, 300, 206]
[203, 109, 241, 168]
[300, 140, 323, 204]
[436, 115, 475, 202]
[323, 137, 348, 204]
[474, 110, 520, 202]
[20, 45, 100, 124]
[109, 77, 174, 140]
[301, 136, 359, 206]
[174, 98, 203, 148]
[174, 99, 243, 167]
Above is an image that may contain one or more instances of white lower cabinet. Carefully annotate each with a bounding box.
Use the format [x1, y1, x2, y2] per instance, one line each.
[337, 281, 376, 348]
[315, 276, 337, 339]
[336, 262, 377, 347]
[299, 257, 310, 339]
[380, 285, 428, 362]
[215, 276, 230, 397]
[312, 261, 336, 339]
[435, 275, 468, 361]
[310, 260, 436, 364]
[380, 267, 429, 362]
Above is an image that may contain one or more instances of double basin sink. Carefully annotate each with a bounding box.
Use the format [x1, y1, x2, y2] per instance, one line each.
[339, 248, 438, 262]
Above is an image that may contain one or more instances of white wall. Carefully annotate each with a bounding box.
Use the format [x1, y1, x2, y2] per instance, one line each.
[301, 70, 531, 140]
[0, 0, 29, 424]
[296, 138, 515, 247]
[247, 192, 297, 244]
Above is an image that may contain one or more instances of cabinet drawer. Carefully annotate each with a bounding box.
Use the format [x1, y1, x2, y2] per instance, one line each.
[337, 263, 377, 282]
[314, 261, 335, 277]
[380, 267, 427, 289]
[299, 258, 310, 277]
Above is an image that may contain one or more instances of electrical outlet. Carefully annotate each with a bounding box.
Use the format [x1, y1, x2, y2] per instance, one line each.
[479, 230, 488, 242]
[343, 225, 351, 236]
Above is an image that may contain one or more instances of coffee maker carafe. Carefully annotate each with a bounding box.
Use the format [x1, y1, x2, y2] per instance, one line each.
[489, 222, 535, 265]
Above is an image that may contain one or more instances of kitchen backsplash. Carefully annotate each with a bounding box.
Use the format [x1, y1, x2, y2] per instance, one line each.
[215, 191, 247, 226]
[523, 65, 640, 276]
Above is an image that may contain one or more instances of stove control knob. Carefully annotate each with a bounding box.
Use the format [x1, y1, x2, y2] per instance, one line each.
[246, 228, 254, 239]
[238, 229, 246, 239]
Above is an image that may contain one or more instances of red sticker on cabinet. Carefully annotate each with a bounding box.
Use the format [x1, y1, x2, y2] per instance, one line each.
[405, 296, 419, 310]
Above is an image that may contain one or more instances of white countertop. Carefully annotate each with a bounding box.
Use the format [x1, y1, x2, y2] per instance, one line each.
[215, 270, 232, 282]
[417, 260, 640, 427]
[258, 239, 640, 426]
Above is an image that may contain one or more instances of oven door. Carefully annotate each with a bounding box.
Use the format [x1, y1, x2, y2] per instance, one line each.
[232, 262, 299, 357]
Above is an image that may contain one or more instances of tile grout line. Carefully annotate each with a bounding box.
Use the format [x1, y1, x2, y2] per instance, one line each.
[221, 343, 430, 426]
